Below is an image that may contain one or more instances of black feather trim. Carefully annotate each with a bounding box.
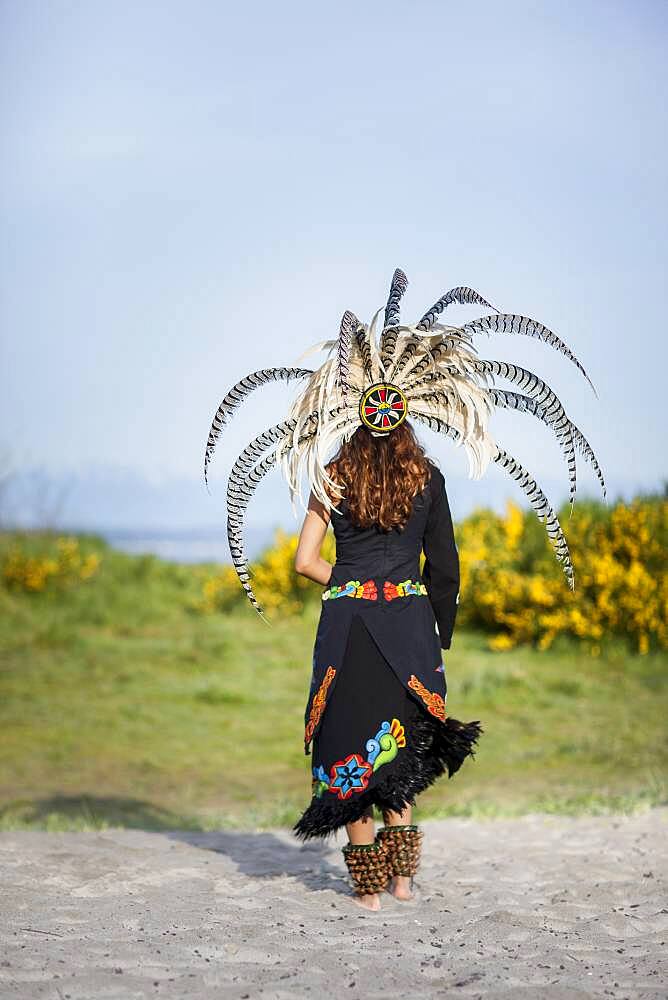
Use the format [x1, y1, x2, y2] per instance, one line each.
[292, 711, 483, 842]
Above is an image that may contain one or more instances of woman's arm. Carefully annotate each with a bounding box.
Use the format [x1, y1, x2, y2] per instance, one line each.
[422, 468, 460, 650]
[294, 490, 333, 586]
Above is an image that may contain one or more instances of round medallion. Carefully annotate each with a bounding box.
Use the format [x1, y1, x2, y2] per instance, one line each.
[359, 382, 408, 433]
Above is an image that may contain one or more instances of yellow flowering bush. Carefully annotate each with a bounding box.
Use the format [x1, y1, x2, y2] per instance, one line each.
[199, 493, 667, 654]
[2, 536, 101, 593]
[456, 494, 667, 654]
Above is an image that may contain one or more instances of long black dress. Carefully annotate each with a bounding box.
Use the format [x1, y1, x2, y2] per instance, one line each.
[293, 460, 483, 841]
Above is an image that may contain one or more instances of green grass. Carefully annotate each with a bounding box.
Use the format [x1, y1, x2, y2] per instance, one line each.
[1, 530, 666, 831]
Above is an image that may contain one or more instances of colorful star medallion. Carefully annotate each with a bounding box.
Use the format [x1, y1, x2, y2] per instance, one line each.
[329, 753, 373, 800]
[359, 382, 408, 433]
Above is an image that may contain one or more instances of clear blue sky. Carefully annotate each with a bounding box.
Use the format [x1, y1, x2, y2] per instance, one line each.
[1, 1, 666, 534]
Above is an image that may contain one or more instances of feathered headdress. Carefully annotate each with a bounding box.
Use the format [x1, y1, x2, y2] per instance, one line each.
[204, 269, 605, 617]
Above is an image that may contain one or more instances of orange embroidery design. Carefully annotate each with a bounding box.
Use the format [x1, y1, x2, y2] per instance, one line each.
[408, 674, 447, 721]
[305, 666, 337, 743]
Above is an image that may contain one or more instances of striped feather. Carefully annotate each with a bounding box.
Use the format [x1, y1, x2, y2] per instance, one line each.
[571, 425, 607, 501]
[461, 314, 597, 395]
[486, 388, 578, 511]
[226, 415, 320, 575]
[416, 286, 500, 331]
[412, 412, 574, 588]
[381, 268, 409, 364]
[411, 411, 466, 446]
[473, 360, 606, 499]
[384, 268, 409, 329]
[400, 335, 478, 384]
[228, 409, 347, 616]
[337, 311, 359, 404]
[204, 367, 313, 490]
[493, 447, 574, 589]
[388, 335, 422, 380]
[226, 420, 298, 539]
[355, 324, 373, 379]
[226, 450, 279, 619]
[388, 325, 477, 383]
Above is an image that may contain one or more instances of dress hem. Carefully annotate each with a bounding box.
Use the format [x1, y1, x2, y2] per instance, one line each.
[292, 708, 483, 841]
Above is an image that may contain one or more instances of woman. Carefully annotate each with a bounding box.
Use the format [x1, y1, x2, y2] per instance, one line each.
[204, 269, 601, 908]
[292, 421, 482, 909]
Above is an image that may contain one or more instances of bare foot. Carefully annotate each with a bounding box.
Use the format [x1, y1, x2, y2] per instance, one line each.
[388, 876, 413, 901]
[353, 891, 381, 911]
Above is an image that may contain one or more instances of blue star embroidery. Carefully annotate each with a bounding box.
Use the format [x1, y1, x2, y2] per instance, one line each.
[329, 753, 372, 800]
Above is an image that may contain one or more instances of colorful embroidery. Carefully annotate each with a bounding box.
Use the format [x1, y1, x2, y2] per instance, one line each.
[366, 717, 407, 772]
[322, 579, 378, 601]
[359, 382, 408, 433]
[322, 578, 427, 601]
[383, 579, 428, 601]
[311, 716, 407, 798]
[329, 753, 373, 800]
[408, 674, 447, 721]
[311, 764, 329, 798]
[304, 666, 337, 744]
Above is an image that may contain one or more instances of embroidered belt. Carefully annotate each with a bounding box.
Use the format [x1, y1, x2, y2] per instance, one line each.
[322, 579, 378, 601]
[322, 578, 427, 601]
[383, 579, 428, 600]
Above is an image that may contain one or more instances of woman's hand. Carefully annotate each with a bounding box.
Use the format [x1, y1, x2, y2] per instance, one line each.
[294, 491, 333, 586]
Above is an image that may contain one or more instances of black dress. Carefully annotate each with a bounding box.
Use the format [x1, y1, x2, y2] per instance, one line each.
[292, 461, 483, 841]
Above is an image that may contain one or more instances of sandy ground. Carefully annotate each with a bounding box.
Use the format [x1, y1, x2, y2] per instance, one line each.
[0, 809, 666, 1000]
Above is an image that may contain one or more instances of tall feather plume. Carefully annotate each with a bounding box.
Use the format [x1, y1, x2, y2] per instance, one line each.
[387, 295, 485, 381]
[416, 286, 499, 331]
[384, 268, 409, 329]
[336, 311, 359, 405]
[380, 268, 408, 365]
[204, 367, 313, 490]
[460, 314, 597, 396]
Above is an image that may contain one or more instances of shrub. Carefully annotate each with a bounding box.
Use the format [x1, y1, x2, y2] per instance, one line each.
[2, 536, 101, 593]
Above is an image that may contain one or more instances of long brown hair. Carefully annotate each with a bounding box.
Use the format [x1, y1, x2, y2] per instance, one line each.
[325, 422, 432, 531]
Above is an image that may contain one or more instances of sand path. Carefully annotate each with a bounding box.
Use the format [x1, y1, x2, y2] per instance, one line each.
[1, 809, 666, 999]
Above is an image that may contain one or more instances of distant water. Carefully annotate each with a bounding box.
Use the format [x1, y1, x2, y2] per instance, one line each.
[101, 525, 278, 565]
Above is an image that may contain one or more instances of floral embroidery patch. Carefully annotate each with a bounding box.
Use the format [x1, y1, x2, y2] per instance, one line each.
[329, 753, 373, 800]
[311, 716, 407, 800]
[322, 579, 378, 601]
[304, 666, 336, 745]
[383, 579, 428, 601]
[408, 674, 447, 721]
